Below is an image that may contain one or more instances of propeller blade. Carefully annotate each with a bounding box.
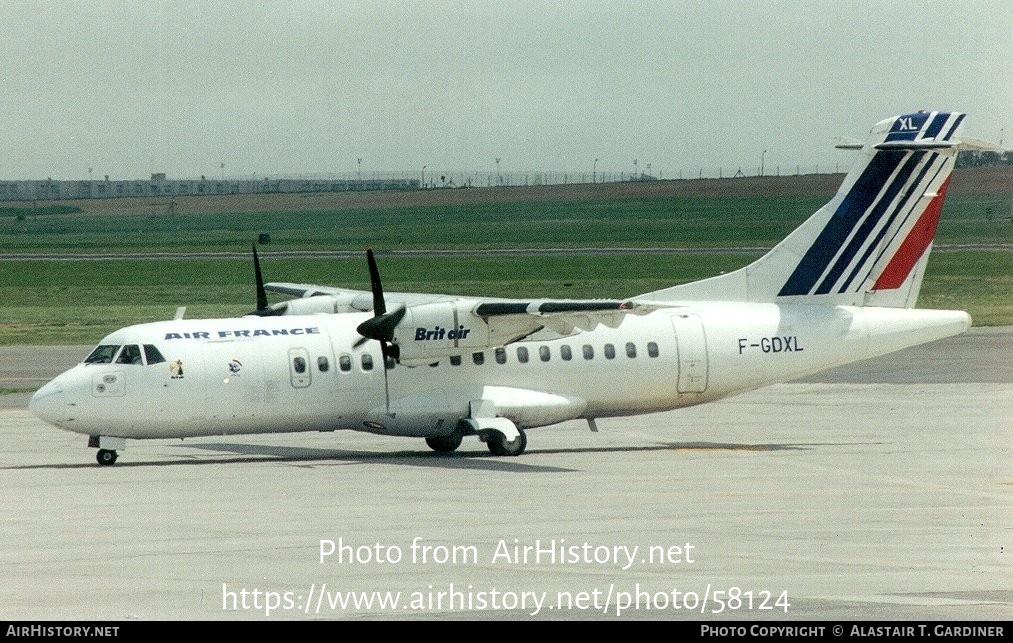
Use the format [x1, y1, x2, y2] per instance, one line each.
[366, 247, 386, 316]
[357, 246, 403, 406]
[248, 244, 289, 316]
[253, 244, 269, 312]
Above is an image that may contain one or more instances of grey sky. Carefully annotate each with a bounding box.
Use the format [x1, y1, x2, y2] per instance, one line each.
[2, 0, 1010, 181]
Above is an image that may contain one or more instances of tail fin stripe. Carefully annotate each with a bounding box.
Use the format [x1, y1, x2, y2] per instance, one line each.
[838, 152, 942, 293]
[922, 111, 948, 141]
[778, 152, 905, 296]
[852, 156, 950, 292]
[814, 151, 927, 294]
[942, 113, 966, 141]
[872, 174, 953, 291]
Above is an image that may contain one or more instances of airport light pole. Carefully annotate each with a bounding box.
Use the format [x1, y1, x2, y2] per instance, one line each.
[593, 158, 598, 184]
[760, 149, 767, 177]
[421, 165, 426, 189]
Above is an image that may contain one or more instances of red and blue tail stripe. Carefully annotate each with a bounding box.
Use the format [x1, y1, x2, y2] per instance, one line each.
[778, 111, 962, 298]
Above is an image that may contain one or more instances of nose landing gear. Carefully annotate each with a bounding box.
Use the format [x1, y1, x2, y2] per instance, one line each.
[89, 435, 126, 466]
[96, 449, 118, 466]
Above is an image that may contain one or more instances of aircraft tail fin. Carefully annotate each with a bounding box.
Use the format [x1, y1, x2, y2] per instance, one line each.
[642, 111, 968, 308]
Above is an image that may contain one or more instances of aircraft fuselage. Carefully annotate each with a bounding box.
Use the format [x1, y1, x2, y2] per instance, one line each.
[31, 303, 969, 442]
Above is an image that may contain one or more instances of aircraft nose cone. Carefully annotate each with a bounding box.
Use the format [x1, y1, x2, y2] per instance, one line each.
[30, 383, 68, 426]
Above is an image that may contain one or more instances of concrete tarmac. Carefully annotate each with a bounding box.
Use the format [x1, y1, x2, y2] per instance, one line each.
[0, 330, 1009, 620]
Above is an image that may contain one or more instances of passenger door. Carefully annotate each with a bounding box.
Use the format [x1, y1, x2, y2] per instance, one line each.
[671, 314, 708, 393]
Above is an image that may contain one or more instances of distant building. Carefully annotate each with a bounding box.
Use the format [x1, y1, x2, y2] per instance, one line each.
[0, 177, 420, 201]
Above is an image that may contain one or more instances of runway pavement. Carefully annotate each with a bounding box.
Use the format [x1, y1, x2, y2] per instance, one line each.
[0, 329, 1009, 620]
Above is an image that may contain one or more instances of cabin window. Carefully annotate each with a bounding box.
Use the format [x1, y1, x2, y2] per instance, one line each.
[339, 354, 352, 372]
[293, 356, 307, 374]
[648, 342, 659, 358]
[361, 354, 374, 371]
[85, 345, 120, 364]
[516, 346, 529, 363]
[539, 346, 550, 362]
[143, 344, 166, 365]
[604, 344, 616, 360]
[625, 342, 637, 358]
[473, 352, 485, 366]
[560, 345, 572, 361]
[495, 347, 507, 364]
[115, 345, 143, 365]
[450, 355, 462, 366]
[317, 356, 329, 372]
[582, 344, 594, 360]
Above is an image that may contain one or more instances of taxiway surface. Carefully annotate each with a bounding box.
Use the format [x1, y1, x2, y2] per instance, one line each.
[1, 329, 1009, 620]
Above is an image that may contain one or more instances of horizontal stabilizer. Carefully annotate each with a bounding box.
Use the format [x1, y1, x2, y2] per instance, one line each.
[954, 137, 1006, 153]
[835, 136, 864, 150]
[874, 140, 955, 151]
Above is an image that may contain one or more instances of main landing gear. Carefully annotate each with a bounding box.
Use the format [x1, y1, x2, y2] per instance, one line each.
[486, 429, 527, 456]
[422, 423, 528, 456]
[425, 430, 463, 453]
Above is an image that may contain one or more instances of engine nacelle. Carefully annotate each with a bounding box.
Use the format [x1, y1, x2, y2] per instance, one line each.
[393, 302, 491, 363]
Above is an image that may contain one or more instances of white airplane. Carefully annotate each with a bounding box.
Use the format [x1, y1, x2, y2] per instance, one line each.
[32, 111, 979, 465]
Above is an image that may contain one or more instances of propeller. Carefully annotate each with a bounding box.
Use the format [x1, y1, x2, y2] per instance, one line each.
[354, 247, 405, 416]
[354, 247, 406, 362]
[249, 244, 287, 316]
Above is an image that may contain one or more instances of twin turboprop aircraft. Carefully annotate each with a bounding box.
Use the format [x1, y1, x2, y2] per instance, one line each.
[32, 112, 980, 465]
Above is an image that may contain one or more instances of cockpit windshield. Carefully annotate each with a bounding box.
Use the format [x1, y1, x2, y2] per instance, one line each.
[84, 345, 120, 364]
[84, 343, 167, 366]
[144, 344, 166, 364]
[115, 345, 143, 365]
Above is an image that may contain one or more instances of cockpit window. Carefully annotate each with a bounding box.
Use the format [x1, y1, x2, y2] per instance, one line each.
[144, 344, 166, 365]
[84, 345, 120, 364]
[115, 345, 143, 365]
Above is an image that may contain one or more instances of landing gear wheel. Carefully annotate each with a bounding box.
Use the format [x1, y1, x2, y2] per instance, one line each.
[96, 449, 118, 466]
[425, 431, 463, 453]
[487, 429, 527, 456]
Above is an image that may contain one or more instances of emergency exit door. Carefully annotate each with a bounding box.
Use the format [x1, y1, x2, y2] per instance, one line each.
[289, 347, 311, 388]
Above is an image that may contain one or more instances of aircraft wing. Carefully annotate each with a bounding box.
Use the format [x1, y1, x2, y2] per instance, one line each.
[262, 282, 458, 315]
[475, 299, 656, 339]
[264, 282, 350, 299]
[390, 297, 668, 364]
[263, 279, 671, 362]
